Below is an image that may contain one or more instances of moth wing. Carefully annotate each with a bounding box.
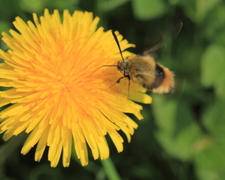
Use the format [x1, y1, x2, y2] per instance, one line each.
[142, 20, 183, 58]
[142, 42, 167, 58]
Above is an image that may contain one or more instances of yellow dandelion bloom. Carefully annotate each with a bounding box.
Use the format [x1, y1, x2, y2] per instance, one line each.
[0, 9, 151, 167]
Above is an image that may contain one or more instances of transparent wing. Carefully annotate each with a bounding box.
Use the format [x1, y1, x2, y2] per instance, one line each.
[142, 20, 183, 58]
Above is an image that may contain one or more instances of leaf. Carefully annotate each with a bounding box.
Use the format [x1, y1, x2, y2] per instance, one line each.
[195, 138, 225, 180]
[201, 44, 225, 88]
[152, 95, 177, 135]
[196, 0, 221, 22]
[152, 96, 202, 160]
[194, 100, 225, 180]
[19, 0, 79, 12]
[132, 0, 167, 20]
[178, 0, 221, 23]
[0, 20, 10, 33]
[19, 0, 46, 12]
[205, 6, 225, 45]
[104, 0, 129, 12]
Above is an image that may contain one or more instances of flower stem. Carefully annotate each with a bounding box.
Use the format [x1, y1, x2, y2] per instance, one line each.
[101, 158, 122, 180]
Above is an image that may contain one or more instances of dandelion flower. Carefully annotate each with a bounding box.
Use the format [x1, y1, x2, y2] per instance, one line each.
[0, 9, 152, 167]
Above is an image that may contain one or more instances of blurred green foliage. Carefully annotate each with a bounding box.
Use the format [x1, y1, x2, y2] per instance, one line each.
[1, 0, 225, 180]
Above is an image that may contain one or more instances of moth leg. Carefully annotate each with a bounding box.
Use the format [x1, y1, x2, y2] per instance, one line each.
[116, 75, 130, 83]
[109, 75, 130, 88]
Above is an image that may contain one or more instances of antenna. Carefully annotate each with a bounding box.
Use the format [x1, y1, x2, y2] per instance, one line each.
[112, 31, 125, 61]
[96, 31, 125, 70]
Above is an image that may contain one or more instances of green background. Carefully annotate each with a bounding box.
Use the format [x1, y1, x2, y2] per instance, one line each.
[1, 0, 225, 180]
